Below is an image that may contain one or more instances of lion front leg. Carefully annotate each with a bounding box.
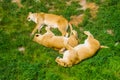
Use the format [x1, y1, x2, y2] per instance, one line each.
[38, 24, 44, 33]
[55, 57, 67, 67]
[55, 57, 73, 67]
[31, 26, 39, 36]
[31, 24, 42, 36]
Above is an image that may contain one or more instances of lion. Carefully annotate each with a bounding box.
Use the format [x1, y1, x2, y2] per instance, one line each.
[33, 27, 78, 53]
[27, 12, 72, 37]
[56, 31, 108, 67]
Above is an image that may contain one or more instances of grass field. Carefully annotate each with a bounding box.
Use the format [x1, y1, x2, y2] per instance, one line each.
[0, 0, 120, 80]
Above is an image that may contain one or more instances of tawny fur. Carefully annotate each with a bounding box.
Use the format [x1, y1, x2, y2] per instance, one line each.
[12, 0, 23, 8]
[33, 27, 78, 52]
[79, 0, 99, 18]
[69, 0, 99, 27]
[27, 12, 72, 36]
[56, 31, 108, 67]
[69, 14, 85, 27]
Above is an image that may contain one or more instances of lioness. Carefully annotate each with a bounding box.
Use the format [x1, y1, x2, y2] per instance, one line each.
[33, 27, 78, 52]
[27, 12, 72, 36]
[56, 31, 108, 67]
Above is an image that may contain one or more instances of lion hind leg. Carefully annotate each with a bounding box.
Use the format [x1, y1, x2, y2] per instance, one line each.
[84, 31, 94, 38]
[57, 25, 68, 37]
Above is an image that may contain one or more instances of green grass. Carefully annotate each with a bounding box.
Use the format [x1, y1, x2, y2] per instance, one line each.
[0, 0, 120, 80]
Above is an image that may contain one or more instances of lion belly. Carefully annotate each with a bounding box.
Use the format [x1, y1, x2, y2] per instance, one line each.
[44, 20, 58, 28]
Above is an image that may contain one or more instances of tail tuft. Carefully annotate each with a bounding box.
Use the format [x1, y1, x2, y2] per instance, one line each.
[100, 45, 109, 48]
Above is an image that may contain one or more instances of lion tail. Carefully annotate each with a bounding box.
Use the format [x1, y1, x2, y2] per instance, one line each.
[100, 45, 109, 48]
